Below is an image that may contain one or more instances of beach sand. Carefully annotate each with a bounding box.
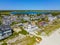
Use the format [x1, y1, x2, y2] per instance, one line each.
[37, 28, 60, 45]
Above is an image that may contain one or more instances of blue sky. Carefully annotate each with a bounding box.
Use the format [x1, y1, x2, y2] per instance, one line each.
[0, 0, 60, 10]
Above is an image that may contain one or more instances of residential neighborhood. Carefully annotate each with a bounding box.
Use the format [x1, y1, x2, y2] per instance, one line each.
[0, 11, 60, 45]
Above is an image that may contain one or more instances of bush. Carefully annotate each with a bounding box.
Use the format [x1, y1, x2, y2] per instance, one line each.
[2, 42, 7, 45]
[19, 27, 29, 35]
[0, 22, 2, 25]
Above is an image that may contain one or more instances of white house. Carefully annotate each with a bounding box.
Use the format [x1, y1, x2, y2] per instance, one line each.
[23, 15, 30, 21]
[23, 23, 39, 34]
[48, 14, 57, 22]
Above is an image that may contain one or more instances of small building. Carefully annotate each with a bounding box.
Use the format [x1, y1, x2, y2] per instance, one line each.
[0, 25, 12, 40]
[38, 21, 48, 27]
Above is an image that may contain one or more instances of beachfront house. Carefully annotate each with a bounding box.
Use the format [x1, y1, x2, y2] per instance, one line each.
[0, 25, 12, 40]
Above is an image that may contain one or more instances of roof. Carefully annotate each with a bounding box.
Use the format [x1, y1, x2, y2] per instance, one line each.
[0, 25, 11, 31]
[10, 12, 50, 15]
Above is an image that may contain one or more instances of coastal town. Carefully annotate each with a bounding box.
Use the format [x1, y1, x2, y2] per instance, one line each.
[0, 11, 60, 45]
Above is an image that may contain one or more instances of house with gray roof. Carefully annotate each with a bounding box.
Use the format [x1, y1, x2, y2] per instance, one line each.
[2, 15, 12, 25]
[0, 25, 12, 40]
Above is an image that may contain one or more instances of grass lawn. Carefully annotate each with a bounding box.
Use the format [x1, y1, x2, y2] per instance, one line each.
[37, 19, 60, 36]
[43, 20, 60, 35]
[10, 36, 37, 45]
[19, 27, 29, 35]
[0, 32, 19, 42]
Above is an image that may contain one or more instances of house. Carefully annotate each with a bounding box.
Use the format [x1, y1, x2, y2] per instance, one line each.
[47, 14, 53, 17]
[0, 25, 12, 40]
[23, 22, 39, 34]
[41, 14, 46, 18]
[30, 15, 41, 20]
[48, 15, 57, 24]
[48, 14, 57, 22]
[10, 15, 18, 22]
[23, 15, 30, 21]
[2, 15, 12, 25]
[38, 21, 48, 27]
[16, 23, 24, 26]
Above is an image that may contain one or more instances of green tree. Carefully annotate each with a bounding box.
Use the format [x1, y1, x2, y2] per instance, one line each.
[0, 21, 2, 25]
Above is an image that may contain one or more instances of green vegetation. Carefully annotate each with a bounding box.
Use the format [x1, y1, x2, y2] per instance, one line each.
[0, 16, 2, 25]
[10, 36, 37, 45]
[0, 27, 29, 42]
[52, 12, 60, 16]
[11, 22, 18, 26]
[0, 10, 60, 15]
[1, 42, 7, 45]
[19, 27, 29, 35]
[0, 21, 2, 25]
[43, 20, 60, 35]
[37, 19, 60, 36]
[19, 30, 29, 35]
[21, 19, 28, 23]
[0, 10, 60, 45]
[0, 32, 19, 42]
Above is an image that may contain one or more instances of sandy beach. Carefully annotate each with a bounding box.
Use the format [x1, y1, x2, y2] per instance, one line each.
[37, 28, 60, 45]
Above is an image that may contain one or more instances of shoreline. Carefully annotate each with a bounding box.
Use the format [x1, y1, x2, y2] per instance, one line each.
[37, 28, 60, 45]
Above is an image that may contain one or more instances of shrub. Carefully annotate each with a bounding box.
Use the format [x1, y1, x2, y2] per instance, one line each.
[2, 42, 7, 45]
